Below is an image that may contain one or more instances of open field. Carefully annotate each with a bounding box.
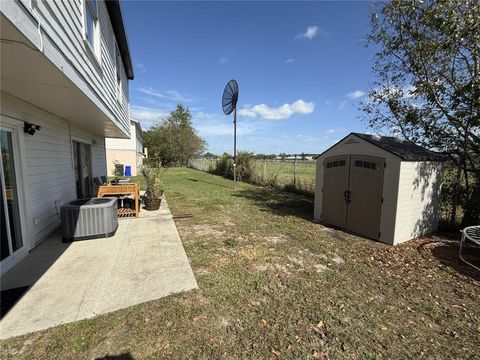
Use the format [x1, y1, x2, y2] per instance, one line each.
[2, 168, 479, 359]
[190, 158, 317, 188]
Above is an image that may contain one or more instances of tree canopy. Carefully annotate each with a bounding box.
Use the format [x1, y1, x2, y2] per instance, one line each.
[144, 105, 206, 166]
[364, 0, 480, 225]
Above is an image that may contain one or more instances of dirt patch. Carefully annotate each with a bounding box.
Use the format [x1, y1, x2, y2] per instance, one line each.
[189, 224, 224, 237]
[314, 264, 330, 273]
[264, 235, 287, 244]
[287, 255, 304, 267]
[332, 254, 345, 264]
[254, 264, 268, 272]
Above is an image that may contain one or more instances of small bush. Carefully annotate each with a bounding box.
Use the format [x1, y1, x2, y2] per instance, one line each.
[236, 151, 257, 182]
[224, 237, 239, 247]
[212, 153, 233, 178]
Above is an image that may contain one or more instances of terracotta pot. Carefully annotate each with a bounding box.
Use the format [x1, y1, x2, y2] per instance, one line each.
[144, 198, 161, 211]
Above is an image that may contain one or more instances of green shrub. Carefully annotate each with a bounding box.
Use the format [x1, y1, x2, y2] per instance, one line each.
[212, 153, 233, 178]
[224, 237, 239, 247]
[235, 151, 257, 182]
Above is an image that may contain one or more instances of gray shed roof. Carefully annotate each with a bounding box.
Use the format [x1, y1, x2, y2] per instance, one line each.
[352, 133, 445, 161]
[317, 133, 445, 161]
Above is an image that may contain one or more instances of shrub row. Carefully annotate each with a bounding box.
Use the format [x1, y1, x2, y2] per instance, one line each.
[208, 151, 314, 197]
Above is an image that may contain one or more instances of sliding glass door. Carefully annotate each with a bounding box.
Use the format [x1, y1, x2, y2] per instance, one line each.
[0, 129, 23, 263]
[72, 141, 93, 198]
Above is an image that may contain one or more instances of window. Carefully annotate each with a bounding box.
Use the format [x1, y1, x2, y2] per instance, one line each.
[84, 0, 100, 59]
[354, 159, 377, 170]
[115, 44, 122, 102]
[327, 159, 346, 168]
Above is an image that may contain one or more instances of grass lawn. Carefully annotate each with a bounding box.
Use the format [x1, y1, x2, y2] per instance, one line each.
[2, 168, 479, 359]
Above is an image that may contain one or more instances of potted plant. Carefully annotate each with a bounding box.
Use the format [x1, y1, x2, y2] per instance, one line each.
[142, 164, 165, 210]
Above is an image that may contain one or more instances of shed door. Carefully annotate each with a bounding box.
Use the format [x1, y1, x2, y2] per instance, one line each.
[346, 155, 385, 240]
[322, 155, 384, 240]
[321, 156, 349, 228]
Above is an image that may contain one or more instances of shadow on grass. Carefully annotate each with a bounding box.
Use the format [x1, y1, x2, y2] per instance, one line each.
[187, 177, 232, 189]
[232, 188, 314, 221]
[95, 353, 134, 360]
[418, 239, 480, 282]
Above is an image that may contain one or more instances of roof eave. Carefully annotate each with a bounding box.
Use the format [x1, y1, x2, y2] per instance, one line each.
[106, 0, 134, 80]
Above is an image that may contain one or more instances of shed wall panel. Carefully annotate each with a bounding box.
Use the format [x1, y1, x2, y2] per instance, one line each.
[393, 161, 443, 244]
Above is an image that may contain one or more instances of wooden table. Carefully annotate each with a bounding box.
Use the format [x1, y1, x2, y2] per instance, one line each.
[97, 183, 140, 217]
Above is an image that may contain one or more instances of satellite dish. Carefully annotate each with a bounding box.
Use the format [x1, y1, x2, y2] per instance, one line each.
[222, 80, 239, 115]
[222, 79, 239, 188]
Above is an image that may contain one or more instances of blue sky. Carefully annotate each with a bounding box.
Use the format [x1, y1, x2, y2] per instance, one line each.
[122, 1, 378, 155]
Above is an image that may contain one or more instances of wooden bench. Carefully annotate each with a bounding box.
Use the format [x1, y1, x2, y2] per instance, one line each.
[97, 183, 140, 218]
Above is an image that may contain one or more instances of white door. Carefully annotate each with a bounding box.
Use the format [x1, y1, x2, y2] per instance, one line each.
[72, 141, 93, 198]
[0, 129, 25, 267]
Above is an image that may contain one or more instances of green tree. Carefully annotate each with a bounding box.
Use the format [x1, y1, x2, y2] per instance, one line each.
[279, 153, 287, 161]
[144, 104, 206, 166]
[363, 0, 480, 225]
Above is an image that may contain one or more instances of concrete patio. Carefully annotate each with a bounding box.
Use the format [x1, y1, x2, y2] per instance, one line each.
[0, 198, 198, 339]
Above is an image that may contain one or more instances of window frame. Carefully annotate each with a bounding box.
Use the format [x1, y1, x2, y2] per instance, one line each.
[114, 41, 123, 103]
[83, 0, 101, 63]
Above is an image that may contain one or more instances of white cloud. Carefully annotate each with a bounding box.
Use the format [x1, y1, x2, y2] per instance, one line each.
[238, 100, 315, 120]
[192, 112, 263, 137]
[285, 58, 295, 63]
[138, 87, 200, 103]
[130, 105, 169, 128]
[295, 25, 330, 40]
[295, 134, 317, 142]
[338, 100, 348, 110]
[136, 63, 146, 73]
[325, 128, 346, 134]
[346, 90, 366, 99]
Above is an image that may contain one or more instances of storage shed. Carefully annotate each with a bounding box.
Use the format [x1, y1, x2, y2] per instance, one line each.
[314, 133, 444, 245]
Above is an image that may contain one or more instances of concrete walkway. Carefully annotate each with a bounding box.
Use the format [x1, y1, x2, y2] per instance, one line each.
[0, 198, 197, 339]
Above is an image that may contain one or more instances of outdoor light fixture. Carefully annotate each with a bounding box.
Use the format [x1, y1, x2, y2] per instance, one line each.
[24, 122, 41, 135]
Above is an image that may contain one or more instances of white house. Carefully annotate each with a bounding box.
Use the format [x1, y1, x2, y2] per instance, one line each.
[314, 133, 444, 245]
[105, 119, 145, 176]
[0, 0, 134, 273]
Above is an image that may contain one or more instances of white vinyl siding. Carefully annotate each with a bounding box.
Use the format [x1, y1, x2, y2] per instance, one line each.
[1, 0, 130, 136]
[1, 92, 106, 247]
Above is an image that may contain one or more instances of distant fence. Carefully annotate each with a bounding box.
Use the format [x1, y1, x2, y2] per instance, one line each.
[189, 156, 318, 191]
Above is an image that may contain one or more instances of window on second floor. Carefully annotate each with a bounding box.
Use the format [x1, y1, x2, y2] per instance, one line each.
[84, 0, 100, 61]
[115, 44, 122, 103]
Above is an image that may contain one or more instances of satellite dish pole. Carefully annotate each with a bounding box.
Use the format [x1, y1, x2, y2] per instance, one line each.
[233, 105, 237, 187]
[222, 79, 239, 189]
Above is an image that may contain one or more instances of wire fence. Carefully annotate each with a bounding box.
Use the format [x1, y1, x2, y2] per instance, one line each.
[189, 157, 317, 190]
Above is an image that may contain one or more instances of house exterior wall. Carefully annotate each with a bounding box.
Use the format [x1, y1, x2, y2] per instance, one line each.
[1, 92, 106, 249]
[106, 149, 138, 176]
[1, 0, 130, 136]
[105, 120, 144, 176]
[393, 161, 443, 244]
[314, 134, 402, 245]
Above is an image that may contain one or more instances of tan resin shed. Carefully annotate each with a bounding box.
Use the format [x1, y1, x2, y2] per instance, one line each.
[314, 133, 444, 245]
